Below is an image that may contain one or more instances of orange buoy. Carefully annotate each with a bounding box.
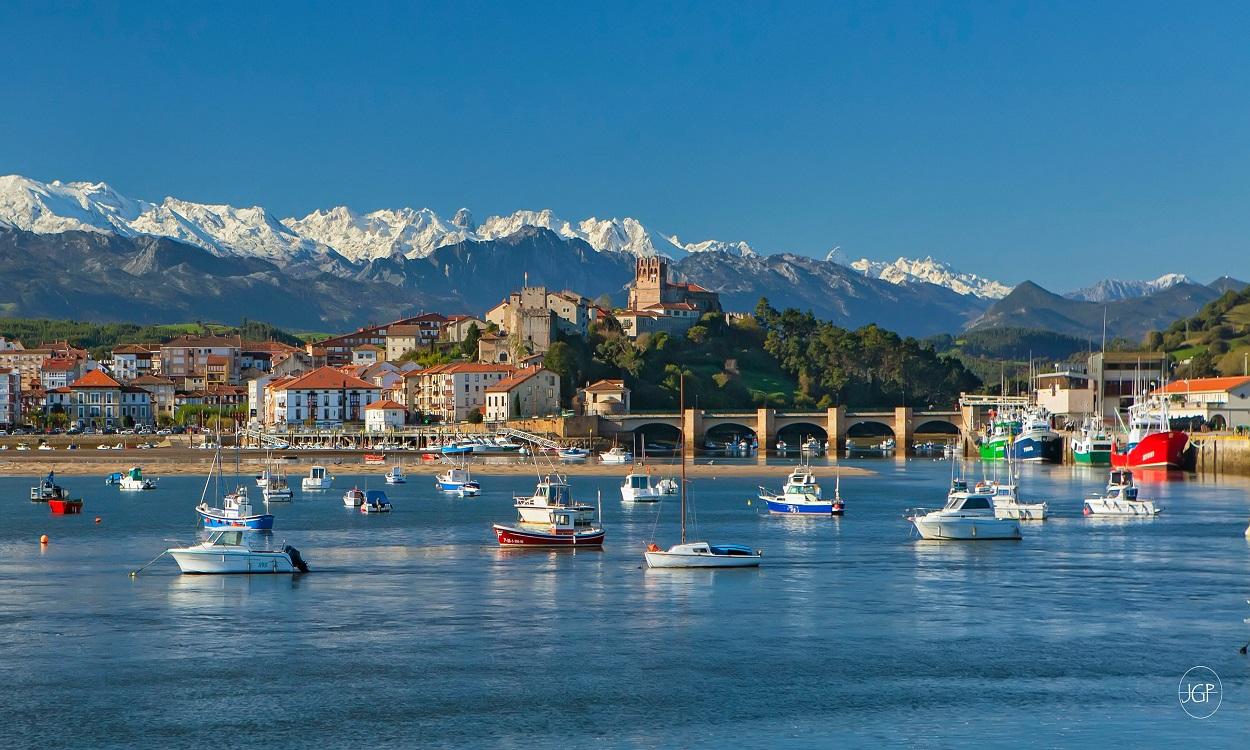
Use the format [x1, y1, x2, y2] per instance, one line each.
[95, 516, 102, 524]
[40, 534, 49, 545]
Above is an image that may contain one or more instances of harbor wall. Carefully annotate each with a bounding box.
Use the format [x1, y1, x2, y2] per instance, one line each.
[1193, 436, 1250, 477]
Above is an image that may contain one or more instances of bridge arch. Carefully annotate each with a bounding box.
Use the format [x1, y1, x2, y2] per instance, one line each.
[914, 419, 961, 436]
[776, 421, 828, 446]
[845, 419, 896, 438]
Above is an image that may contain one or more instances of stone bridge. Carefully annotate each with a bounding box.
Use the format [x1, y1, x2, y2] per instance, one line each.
[602, 405, 972, 452]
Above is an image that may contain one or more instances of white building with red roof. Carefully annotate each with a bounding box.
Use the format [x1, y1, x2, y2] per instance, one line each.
[264, 366, 382, 427]
[365, 399, 408, 432]
[407, 362, 516, 423]
[1151, 376, 1250, 431]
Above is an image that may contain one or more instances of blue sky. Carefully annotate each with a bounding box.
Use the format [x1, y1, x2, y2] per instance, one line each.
[1, 1, 1247, 289]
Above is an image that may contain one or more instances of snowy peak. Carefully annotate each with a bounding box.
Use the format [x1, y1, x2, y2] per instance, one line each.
[282, 205, 470, 261]
[1065, 273, 1194, 302]
[834, 253, 1012, 299]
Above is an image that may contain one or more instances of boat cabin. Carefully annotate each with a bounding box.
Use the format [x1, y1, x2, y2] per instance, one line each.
[944, 492, 994, 513]
[533, 476, 571, 505]
[207, 530, 246, 547]
[625, 473, 655, 490]
[1104, 470, 1138, 500]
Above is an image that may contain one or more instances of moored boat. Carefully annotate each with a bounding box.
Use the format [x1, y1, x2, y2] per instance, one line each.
[436, 466, 480, 495]
[599, 445, 633, 464]
[384, 465, 407, 484]
[514, 474, 595, 524]
[117, 466, 155, 491]
[1083, 469, 1160, 516]
[1072, 415, 1114, 466]
[644, 377, 762, 568]
[302, 465, 333, 490]
[363, 453, 387, 465]
[197, 486, 274, 530]
[493, 507, 605, 547]
[1110, 398, 1190, 469]
[621, 470, 664, 503]
[262, 467, 293, 502]
[759, 466, 838, 515]
[908, 485, 1022, 540]
[343, 487, 366, 508]
[360, 489, 392, 513]
[165, 530, 308, 574]
[1011, 408, 1062, 463]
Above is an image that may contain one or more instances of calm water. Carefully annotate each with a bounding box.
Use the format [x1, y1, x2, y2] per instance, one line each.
[1, 460, 1248, 749]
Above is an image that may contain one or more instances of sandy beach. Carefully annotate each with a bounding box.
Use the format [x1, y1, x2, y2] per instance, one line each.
[0, 447, 877, 479]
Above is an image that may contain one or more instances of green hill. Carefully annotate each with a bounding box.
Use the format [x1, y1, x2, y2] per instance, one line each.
[1150, 287, 1250, 377]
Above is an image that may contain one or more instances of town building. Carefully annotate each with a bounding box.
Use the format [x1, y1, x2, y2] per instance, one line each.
[364, 399, 408, 432]
[483, 288, 605, 360]
[1152, 376, 1250, 431]
[483, 366, 561, 422]
[317, 313, 450, 366]
[442, 315, 487, 343]
[576, 379, 632, 416]
[351, 344, 383, 366]
[39, 357, 83, 391]
[160, 335, 242, 386]
[110, 344, 159, 382]
[1088, 351, 1171, 419]
[0, 344, 55, 387]
[1032, 368, 1094, 424]
[0, 367, 20, 427]
[619, 257, 721, 338]
[264, 366, 382, 427]
[407, 363, 516, 423]
[56, 369, 151, 428]
[132, 375, 177, 420]
[239, 341, 302, 373]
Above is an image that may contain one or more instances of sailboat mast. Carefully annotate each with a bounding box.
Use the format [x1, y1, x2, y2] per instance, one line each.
[680, 374, 686, 545]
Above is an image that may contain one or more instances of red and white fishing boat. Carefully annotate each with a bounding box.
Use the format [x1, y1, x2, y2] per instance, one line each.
[363, 453, 387, 465]
[1110, 397, 1190, 469]
[493, 510, 606, 547]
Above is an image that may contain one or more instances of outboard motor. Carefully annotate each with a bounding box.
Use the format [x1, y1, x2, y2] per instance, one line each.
[283, 545, 310, 573]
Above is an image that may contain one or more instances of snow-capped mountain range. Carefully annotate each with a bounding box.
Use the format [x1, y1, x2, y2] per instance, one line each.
[0, 174, 1194, 304]
[1064, 274, 1194, 302]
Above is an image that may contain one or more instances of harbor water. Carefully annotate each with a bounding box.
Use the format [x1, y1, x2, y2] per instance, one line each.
[1, 459, 1248, 748]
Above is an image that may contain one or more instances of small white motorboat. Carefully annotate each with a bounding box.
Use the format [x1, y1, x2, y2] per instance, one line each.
[908, 487, 1022, 541]
[656, 477, 679, 494]
[621, 470, 664, 503]
[360, 489, 393, 514]
[164, 530, 308, 574]
[1083, 469, 1160, 516]
[343, 487, 366, 508]
[256, 469, 272, 489]
[384, 465, 407, 484]
[558, 447, 590, 460]
[436, 466, 481, 495]
[599, 445, 633, 464]
[117, 466, 156, 491]
[302, 465, 333, 490]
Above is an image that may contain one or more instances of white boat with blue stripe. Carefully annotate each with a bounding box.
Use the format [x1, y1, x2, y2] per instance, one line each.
[759, 467, 843, 515]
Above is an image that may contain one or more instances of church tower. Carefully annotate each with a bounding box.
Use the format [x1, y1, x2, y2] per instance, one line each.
[629, 257, 667, 309]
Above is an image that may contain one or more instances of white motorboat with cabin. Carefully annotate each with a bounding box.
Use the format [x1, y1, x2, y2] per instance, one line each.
[1083, 469, 1160, 516]
[621, 470, 665, 503]
[302, 465, 333, 490]
[384, 465, 407, 484]
[599, 445, 633, 464]
[343, 487, 366, 508]
[909, 483, 1022, 540]
[263, 466, 293, 502]
[117, 466, 156, 491]
[644, 377, 762, 568]
[436, 466, 481, 495]
[515, 474, 596, 524]
[164, 530, 308, 574]
[758, 466, 844, 515]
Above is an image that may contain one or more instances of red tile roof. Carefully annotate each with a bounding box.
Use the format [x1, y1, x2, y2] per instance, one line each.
[113, 344, 155, 355]
[274, 366, 379, 391]
[1153, 376, 1250, 395]
[485, 366, 547, 393]
[131, 375, 175, 386]
[41, 358, 78, 372]
[70, 369, 121, 388]
[582, 379, 627, 392]
[365, 399, 407, 411]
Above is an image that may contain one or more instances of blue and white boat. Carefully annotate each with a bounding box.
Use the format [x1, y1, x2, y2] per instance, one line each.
[436, 466, 481, 495]
[197, 486, 274, 531]
[440, 441, 474, 455]
[558, 447, 590, 460]
[758, 467, 843, 515]
[384, 465, 407, 484]
[1011, 408, 1062, 463]
[105, 472, 123, 485]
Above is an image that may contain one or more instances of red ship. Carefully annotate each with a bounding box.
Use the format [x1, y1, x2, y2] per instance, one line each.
[1110, 398, 1190, 469]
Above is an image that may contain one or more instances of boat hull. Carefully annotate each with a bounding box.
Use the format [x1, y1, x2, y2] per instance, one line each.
[168, 549, 294, 574]
[1110, 431, 1190, 469]
[48, 499, 83, 515]
[198, 511, 274, 530]
[1072, 445, 1111, 466]
[911, 516, 1021, 540]
[1011, 435, 1062, 463]
[764, 498, 834, 515]
[644, 545, 762, 568]
[978, 438, 1010, 460]
[493, 523, 604, 547]
[993, 503, 1047, 521]
[1083, 499, 1160, 516]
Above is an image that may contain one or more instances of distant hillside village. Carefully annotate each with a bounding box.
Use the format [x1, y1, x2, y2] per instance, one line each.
[0, 259, 716, 431]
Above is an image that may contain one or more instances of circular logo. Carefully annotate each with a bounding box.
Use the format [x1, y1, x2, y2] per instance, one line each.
[1178, 666, 1222, 719]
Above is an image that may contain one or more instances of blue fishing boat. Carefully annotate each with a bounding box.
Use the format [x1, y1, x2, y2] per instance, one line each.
[440, 443, 473, 455]
[105, 472, 123, 485]
[197, 486, 274, 530]
[758, 466, 844, 515]
[436, 466, 481, 495]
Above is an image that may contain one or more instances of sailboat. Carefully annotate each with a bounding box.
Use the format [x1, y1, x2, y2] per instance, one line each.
[990, 443, 1047, 520]
[644, 377, 762, 568]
